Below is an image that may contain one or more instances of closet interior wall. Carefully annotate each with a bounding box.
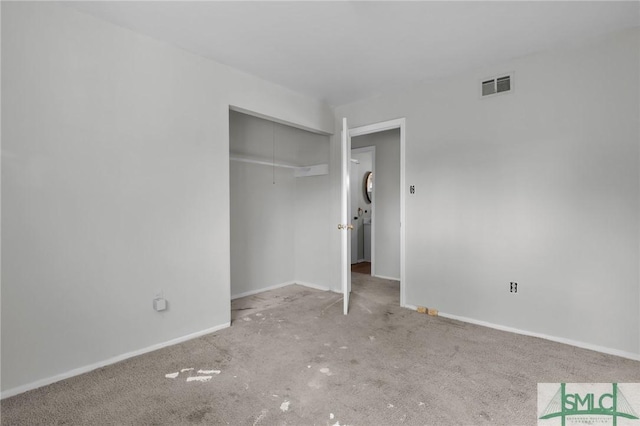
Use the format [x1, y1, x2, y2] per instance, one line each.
[229, 111, 332, 298]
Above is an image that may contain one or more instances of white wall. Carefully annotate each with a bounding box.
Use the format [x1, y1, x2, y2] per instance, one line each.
[290, 126, 334, 291]
[229, 111, 332, 297]
[335, 28, 640, 357]
[294, 172, 333, 289]
[1, 2, 333, 395]
[229, 162, 296, 298]
[352, 130, 401, 280]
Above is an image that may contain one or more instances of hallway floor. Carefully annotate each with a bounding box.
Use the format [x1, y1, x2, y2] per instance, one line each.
[351, 261, 372, 275]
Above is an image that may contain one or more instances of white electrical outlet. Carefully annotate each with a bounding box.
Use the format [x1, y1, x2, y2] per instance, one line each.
[153, 298, 167, 312]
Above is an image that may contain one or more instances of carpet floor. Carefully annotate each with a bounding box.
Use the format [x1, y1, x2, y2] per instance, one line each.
[2, 275, 639, 425]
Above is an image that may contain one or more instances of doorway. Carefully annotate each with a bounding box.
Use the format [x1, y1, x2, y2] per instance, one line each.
[341, 118, 406, 312]
[350, 146, 375, 275]
[350, 130, 401, 305]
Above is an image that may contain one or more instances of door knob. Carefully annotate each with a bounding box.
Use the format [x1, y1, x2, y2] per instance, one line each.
[338, 224, 354, 230]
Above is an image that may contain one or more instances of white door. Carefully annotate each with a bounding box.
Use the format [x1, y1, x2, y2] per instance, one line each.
[340, 118, 352, 315]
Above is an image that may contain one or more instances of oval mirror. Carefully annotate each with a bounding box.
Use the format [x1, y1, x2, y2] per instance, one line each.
[364, 171, 373, 203]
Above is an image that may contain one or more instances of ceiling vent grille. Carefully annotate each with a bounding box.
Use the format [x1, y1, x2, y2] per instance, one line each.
[481, 73, 513, 98]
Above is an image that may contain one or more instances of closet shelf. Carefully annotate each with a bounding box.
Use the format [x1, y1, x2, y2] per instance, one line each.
[230, 154, 297, 169]
[230, 154, 328, 177]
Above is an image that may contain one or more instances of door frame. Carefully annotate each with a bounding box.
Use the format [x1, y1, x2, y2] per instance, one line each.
[348, 118, 406, 308]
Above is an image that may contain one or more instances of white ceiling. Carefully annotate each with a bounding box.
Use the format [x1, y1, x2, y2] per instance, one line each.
[66, 1, 639, 107]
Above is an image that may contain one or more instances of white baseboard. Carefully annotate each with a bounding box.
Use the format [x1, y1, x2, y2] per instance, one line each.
[231, 281, 296, 300]
[373, 274, 400, 281]
[404, 304, 639, 361]
[1, 322, 230, 400]
[295, 281, 332, 292]
[232, 281, 334, 300]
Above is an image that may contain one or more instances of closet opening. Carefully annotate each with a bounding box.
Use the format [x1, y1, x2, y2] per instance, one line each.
[228, 109, 331, 322]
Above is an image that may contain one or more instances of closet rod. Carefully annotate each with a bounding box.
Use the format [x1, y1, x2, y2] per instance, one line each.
[230, 155, 297, 169]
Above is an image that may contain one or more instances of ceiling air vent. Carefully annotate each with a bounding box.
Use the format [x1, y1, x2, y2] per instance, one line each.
[481, 73, 513, 98]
